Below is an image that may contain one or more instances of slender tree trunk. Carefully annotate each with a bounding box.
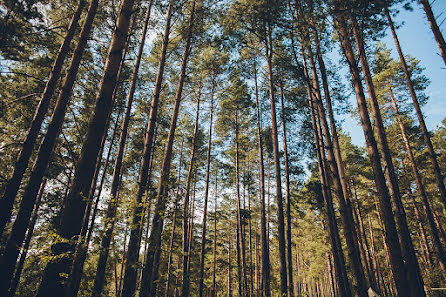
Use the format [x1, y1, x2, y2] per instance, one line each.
[335, 13, 411, 297]
[302, 52, 351, 297]
[0, 0, 85, 236]
[139, 3, 195, 295]
[181, 95, 201, 297]
[419, 0, 446, 65]
[351, 184, 378, 291]
[385, 7, 446, 208]
[408, 190, 434, 271]
[120, 2, 174, 296]
[35, 0, 135, 294]
[279, 82, 294, 297]
[164, 140, 184, 297]
[234, 109, 248, 297]
[91, 3, 153, 295]
[307, 43, 368, 297]
[263, 22, 287, 297]
[253, 59, 270, 297]
[228, 234, 233, 297]
[350, 16, 425, 297]
[7, 179, 47, 297]
[66, 25, 131, 296]
[212, 176, 218, 297]
[186, 178, 197, 275]
[199, 84, 215, 297]
[0, 1, 101, 294]
[389, 87, 446, 271]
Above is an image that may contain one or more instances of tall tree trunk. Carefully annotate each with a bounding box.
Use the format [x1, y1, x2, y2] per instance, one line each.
[351, 184, 378, 291]
[212, 175, 218, 297]
[263, 22, 287, 297]
[419, 0, 446, 65]
[389, 87, 446, 271]
[408, 190, 434, 271]
[228, 234, 233, 297]
[119, 2, 174, 296]
[253, 58, 270, 297]
[35, 0, 135, 294]
[139, 2, 195, 295]
[66, 26, 131, 296]
[199, 84, 215, 297]
[91, 3, 153, 295]
[279, 82, 294, 297]
[181, 95, 201, 297]
[307, 43, 368, 297]
[7, 179, 47, 297]
[164, 139, 184, 297]
[0, 1, 100, 294]
[302, 52, 351, 297]
[235, 109, 248, 297]
[0, 0, 85, 236]
[350, 15, 425, 297]
[335, 13, 411, 297]
[385, 7, 446, 208]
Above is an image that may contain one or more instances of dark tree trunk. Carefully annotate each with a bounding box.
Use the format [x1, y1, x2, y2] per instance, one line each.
[389, 88, 446, 271]
[228, 234, 233, 297]
[335, 13, 411, 297]
[139, 2, 195, 295]
[0, 0, 85, 236]
[419, 0, 446, 65]
[350, 16, 425, 297]
[199, 84, 215, 297]
[0, 1, 100, 294]
[164, 140, 184, 297]
[35, 0, 135, 294]
[7, 179, 46, 297]
[385, 7, 446, 209]
[212, 175, 218, 297]
[253, 59, 270, 297]
[279, 82, 294, 297]
[263, 22, 287, 297]
[307, 43, 367, 297]
[120, 2, 174, 296]
[302, 52, 351, 297]
[181, 95, 201, 297]
[235, 109, 248, 297]
[66, 25, 131, 296]
[91, 3, 153, 296]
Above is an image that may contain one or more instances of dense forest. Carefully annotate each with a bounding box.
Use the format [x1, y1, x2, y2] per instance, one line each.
[0, 0, 445, 296]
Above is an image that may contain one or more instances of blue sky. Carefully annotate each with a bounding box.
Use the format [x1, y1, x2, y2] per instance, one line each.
[340, 1, 446, 146]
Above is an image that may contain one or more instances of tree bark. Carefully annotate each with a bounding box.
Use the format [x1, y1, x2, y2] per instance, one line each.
[419, 0, 446, 65]
[279, 82, 294, 297]
[164, 139, 184, 297]
[139, 2, 195, 295]
[119, 3, 174, 297]
[253, 58, 270, 297]
[350, 15, 425, 297]
[302, 52, 351, 297]
[91, 3, 153, 296]
[235, 108, 248, 297]
[35, 0, 135, 294]
[181, 95, 201, 297]
[263, 22, 287, 297]
[385, 7, 446, 209]
[199, 83, 215, 297]
[0, 1, 100, 294]
[0, 0, 85, 236]
[212, 175, 218, 297]
[7, 179, 46, 297]
[307, 42, 368, 297]
[335, 12, 411, 297]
